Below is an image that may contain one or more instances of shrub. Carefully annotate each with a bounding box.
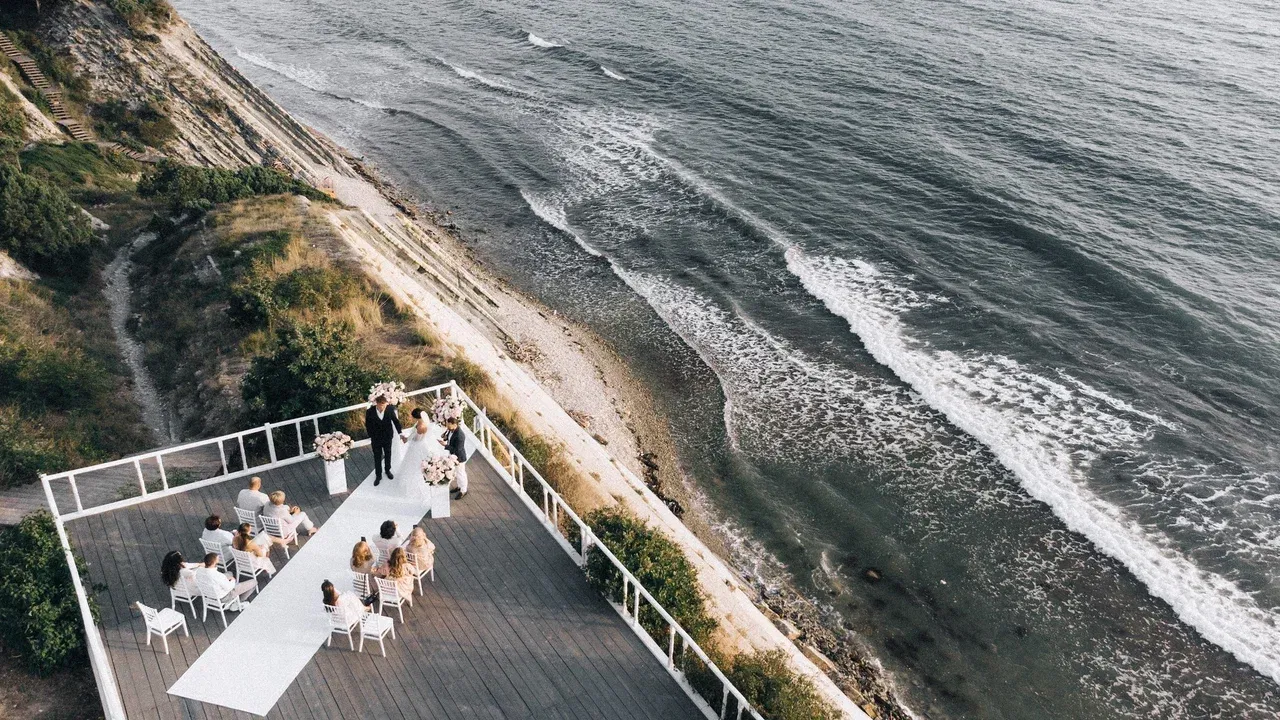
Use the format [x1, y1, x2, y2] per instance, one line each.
[241, 319, 385, 422]
[0, 510, 96, 673]
[729, 650, 840, 720]
[138, 160, 326, 214]
[108, 0, 172, 30]
[229, 265, 360, 328]
[90, 98, 176, 149]
[19, 142, 139, 197]
[0, 84, 26, 163]
[581, 507, 718, 646]
[0, 407, 65, 486]
[0, 164, 95, 272]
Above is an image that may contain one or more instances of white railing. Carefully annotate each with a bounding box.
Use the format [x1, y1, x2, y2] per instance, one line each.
[42, 381, 762, 720]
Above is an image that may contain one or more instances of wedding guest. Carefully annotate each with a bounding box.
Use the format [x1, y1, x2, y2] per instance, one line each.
[385, 547, 415, 598]
[232, 523, 277, 576]
[201, 515, 235, 555]
[441, 417, 469, 499]
[373, 520, 404, 560]
[350, 538, 383, 577]
[193, 552, 256, 609]
[261, 490, 318, 536]
[403, 526, 435, 575]
[160, 550, 200, 593]
[236, 476, 270, 515]
[321, 579, 369, 625]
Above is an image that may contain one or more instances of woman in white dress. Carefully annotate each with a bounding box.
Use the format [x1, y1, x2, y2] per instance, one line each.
[392, 408, 436, 503]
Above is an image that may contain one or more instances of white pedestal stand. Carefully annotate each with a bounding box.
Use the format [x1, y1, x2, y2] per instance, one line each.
[324, 459, 348, 494]
[427, 485, 451, 518]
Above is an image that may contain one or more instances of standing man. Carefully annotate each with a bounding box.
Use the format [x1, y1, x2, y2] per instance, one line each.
[365, 394, 401, 486]
[442, 417, 469, 499]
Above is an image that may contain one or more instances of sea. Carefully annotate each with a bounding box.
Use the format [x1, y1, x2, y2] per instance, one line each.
[173, 0, 1280, 716]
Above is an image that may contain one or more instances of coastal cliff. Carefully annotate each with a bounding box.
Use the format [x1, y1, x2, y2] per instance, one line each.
[13, 1, 903, 716]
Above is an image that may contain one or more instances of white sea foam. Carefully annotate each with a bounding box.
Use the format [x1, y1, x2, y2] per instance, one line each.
[601, 66, 628, 81]
[519, 190, 604, 257]
[785, 248, 1280, 686]
[235, 48, 329, 93]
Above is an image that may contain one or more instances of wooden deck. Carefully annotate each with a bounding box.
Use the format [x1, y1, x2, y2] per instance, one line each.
[67, 448, 702, 719]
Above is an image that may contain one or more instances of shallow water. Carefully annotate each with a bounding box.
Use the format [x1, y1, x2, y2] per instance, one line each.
[176, 0, 1280, 716]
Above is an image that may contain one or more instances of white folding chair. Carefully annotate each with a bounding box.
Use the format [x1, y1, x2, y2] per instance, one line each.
[351, 571, 372, 600]
[138, 602, 188, 655]
[406, 550, 435, 595]
[196, 573, 240, 628]
[374, 577, 411, 623]
[230, 548, 266, 594]
[198, 538, 231, 572]
[169, 575, 200, 616]
[234, 506, 261, 531]
[358, 612, 396, 656]
[259, 515, 298, 558]
[369, 545, 384, 571]
[325, 605, 360, 651]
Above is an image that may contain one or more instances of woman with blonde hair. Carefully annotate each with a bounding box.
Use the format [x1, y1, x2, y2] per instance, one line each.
[403, 526, 435, 577]
[385, 547, 415, 597]
[232, 522, 277, 576]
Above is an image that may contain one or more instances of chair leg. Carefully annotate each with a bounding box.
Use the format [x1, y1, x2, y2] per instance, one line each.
[146, 631, 152, 646]
[431, 567, 435, 582]
[389, 623, 396, 640]
[219, 608, 227, 629]
[327, 634, 332, 648]
[201, 604, 208, 622]
[397, 604, 404, 623]
[358, 635, 364, 653]
[379, 636, 386, 657]
[162, 634, 170, 655]
[348, 631, 355, 651]
[182, 619, 189, 637]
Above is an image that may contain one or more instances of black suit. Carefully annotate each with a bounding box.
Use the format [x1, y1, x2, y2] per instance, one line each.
[364, 405, 402, 478]
[444, 427, 466, 463]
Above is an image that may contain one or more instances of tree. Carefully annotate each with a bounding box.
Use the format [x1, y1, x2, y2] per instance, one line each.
[0, 163, 94, 272]
[241, 320, 383, 422]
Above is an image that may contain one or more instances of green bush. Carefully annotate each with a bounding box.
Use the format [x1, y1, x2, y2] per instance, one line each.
[0, 510, 96, 674]
[229, 265, 360, 327]
[0, 84, 26, 163]
[108, 0, 172, 30]
[0, 407, 65, 486]
[581, 507, 718, 646]
[0, 164, 95, 272]
[138, 159, 326, 214]
[91, 98, 176, 149]
[729, 650, 840, 720]
[241, 319, 384, 422]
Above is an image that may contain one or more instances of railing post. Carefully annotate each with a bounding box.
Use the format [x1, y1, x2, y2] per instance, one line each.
[218, 440, 228, 476]
[667, 626, 676, 669]
[720, 687, 730, 719]
[157, 455, 168, 491]
[134, 459, 147, 496]
[238, 435, 248, 471]
[68, 473, 83, 513]
[296, 421, 304, 456]
[633, 588, 640, 629]
[579, 532, 591, 568]
[265, 423, 277, 464]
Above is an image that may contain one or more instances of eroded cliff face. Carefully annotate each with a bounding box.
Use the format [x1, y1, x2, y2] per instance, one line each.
[44, 0, 353, 180]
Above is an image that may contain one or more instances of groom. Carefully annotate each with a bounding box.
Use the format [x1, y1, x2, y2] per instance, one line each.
[364, 394, 402, 486]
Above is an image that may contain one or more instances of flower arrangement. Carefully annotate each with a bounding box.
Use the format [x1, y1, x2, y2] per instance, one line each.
[422, 454, 459, 486]
[368, 380, 407, 406]
[313, 431, 354, 462]
[431, 395, 465, 424]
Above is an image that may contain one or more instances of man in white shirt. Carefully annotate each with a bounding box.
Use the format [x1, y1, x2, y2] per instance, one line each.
[372, 520, 405, 561]
[236, 476, 270, 515]
[193, 553, 256, 610]
[202, 514, 270, 554]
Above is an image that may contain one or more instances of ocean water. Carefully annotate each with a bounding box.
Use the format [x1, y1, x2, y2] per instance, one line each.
[174, 0, 1280, 716]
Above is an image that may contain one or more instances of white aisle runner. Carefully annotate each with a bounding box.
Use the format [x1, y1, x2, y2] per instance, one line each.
[167, 453, 434, 716]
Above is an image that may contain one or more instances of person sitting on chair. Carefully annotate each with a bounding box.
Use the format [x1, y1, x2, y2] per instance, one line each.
[385, 547, 416, 598]
[373, 520, 404, 560]
[201, 514, 235, 555]
[233, 523, 277, 576]
[321, 579, 369, 625]
[193, 552, 256, 609]
[236, 476, 270, 515]
[160, 550, 200, 594]
[403, 526, 435, 574]
[261, 490, 318, 537]
[350, 538, 384, 577]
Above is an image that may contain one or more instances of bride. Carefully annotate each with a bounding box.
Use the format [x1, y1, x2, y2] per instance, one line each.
[391, 408, 435, 503]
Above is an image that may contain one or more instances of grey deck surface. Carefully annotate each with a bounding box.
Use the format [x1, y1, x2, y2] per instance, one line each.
[68, 449, 702, 719]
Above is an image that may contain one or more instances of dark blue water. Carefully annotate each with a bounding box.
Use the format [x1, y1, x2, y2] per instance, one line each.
[176, 0, 1280, 716]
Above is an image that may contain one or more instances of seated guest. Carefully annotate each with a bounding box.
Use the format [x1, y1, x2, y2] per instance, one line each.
[373, 520, 404, 560]
[385, 547, 415, 598]
[403, 526, 435, 574]
[160, 550, 200, 593]
[201, 514, 235, 555]
[261, 490, 318, 536]
[321, 579, 370, 625]
[236, 476, 270, 515]
[232, 523, 277, 576]
[351, 538, 386, 577]
[193, 552, 256, 610]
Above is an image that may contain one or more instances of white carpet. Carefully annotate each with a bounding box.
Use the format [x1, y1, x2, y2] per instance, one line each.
[167, 442, 439, 716]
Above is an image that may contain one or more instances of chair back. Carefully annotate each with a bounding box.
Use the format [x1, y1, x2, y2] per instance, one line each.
[351, 571, 371, 598]
[138, 602, 158, 626]
[171, 575, 197, 600]
[231, 548, 257, 579]
[195, 572, 225, 605]
[406, 550, 431, 574]
[325, 603, 357, 630]
[361, 613, 388, 636]
[375, 576, 401, 603]
[234, 507, 259, 530]
[199, 538, 229, 568]
[259, 514, 287, 539]
[370, 545, 384, 568]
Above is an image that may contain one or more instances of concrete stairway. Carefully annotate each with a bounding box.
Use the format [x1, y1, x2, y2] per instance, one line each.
[0, 33, 93, 142]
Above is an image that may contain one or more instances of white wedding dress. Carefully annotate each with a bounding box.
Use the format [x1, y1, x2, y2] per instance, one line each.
[391, 422, 443, 503]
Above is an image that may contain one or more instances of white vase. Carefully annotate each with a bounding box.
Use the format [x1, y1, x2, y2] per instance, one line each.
[324, 459, 348, 494]
[427, 484, 451, 518]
